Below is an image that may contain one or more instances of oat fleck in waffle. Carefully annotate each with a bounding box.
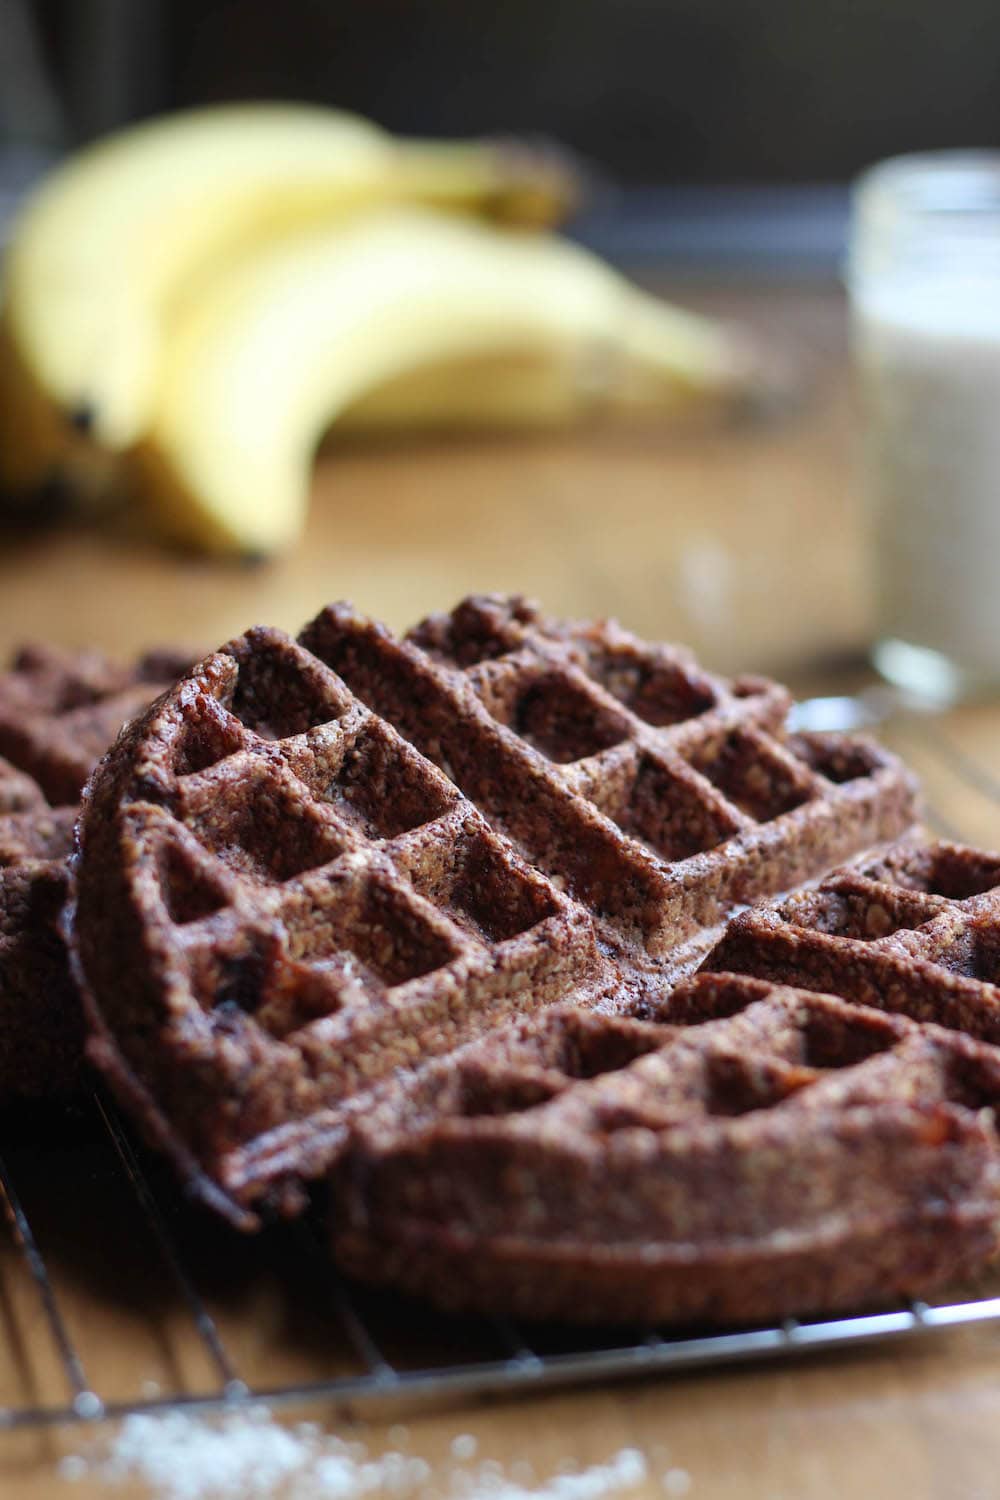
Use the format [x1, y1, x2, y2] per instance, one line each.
[69, 600, 916, 1225]
[330, 969, 1000, 1324]
[0, 645, 192, 1101]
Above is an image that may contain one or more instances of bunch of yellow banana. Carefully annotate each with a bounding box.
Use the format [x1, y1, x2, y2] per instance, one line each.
[0, 102, 757, 556]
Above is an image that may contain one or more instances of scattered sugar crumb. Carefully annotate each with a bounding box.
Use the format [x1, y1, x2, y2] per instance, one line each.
[56, 1406, 659, 1500]
[663, 1468, 692, 1496]
[676, 539, 733, 642]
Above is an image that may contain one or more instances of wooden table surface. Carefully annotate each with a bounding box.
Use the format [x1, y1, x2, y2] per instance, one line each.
[4, 281, 1000, 1499]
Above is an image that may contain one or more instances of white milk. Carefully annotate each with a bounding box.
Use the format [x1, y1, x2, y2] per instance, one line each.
[848, 152, 1000, 696]
[855, 279, 1000, 679]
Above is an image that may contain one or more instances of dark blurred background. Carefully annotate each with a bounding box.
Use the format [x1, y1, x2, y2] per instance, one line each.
[8, 0, 1000, 176]
[3, 0, 999, 272]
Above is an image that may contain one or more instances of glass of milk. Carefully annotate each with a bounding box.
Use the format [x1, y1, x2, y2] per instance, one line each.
[848, 152, 1000, 701]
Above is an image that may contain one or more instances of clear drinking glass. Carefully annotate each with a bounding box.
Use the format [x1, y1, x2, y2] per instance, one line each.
[847, 152, 1000, 702]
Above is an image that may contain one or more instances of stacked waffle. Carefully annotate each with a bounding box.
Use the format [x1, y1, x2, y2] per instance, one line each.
[0, 645, 191, 1099]
[14, 597, 1000, 1324]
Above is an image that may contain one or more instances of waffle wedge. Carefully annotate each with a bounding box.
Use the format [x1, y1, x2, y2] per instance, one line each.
[328, 835, 1000, 1326]
[330, 968, 1000, 1323]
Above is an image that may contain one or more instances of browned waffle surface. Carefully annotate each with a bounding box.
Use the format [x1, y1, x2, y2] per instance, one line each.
[71, 601, 917, 1226]
[0, 755, 80, 1100]
[0, 647, 191, 1102]
[302, 596, 917, 991]
[0, 643, 193, 805]
[330, 970, 1000, 1324]
[0, 857, 79, 1102]
[70, 626, 599, 1224]
[703, 839, 1000, 1040]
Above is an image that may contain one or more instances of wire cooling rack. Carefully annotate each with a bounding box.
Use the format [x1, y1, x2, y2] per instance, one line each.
[4, 1087, 1000, 1434]
[3, 695, 1000, 1432]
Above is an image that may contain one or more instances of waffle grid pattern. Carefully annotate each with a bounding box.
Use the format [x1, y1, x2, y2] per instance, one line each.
[73, 627, 598, 1215]
[303, 597, 916, 971]
[706, 840, 1000, 1042]
[73, 601, 920, 1219]
[0, 643, 193, 807]
[336, 970, 1000, 1155]
[331, 966, 1000, 1323]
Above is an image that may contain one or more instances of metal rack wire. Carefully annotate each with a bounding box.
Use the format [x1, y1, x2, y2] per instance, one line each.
[4, 1089, 1000, 1435]
[3, 697, 1000, 1432]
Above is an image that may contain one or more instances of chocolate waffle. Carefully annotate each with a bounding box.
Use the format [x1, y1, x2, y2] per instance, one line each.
[0, 643, 193, 806]
[0, 646, 191, 1100]
[704, 838, 1000, 1039]
[329, 969, 1000, 1324]
[69, 603, 916, 1223]
[0, 758, 78, 1099]
[302, 596, 916, 997]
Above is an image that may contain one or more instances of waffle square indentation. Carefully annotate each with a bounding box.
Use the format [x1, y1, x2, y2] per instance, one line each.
[687, 731, 811, 823]
[492, 672, 631, 764]
[179, 762, 348, 883]
[292, 724, 456, 842]
[856, 843, 1000, 902]
[283, 870, 461, 988]
[790, 734, 884, 785]
[405, 827, 560, 943]
[793, 1003, 901, 1069]
[548, 1013, 667, 1079]
[702, 1052, 815, 1117]
[930, 922, 1000, 987]
[408, 596, 532, 667]
[169, 707, 247, 778]
[230, 636, 352, 741]
[777, 886, 942, 943]
[583, 647, 717, 727]
[450, 1065, 566, 1118]
[609, 754, 743, 862]
[154, 834, 231, 925]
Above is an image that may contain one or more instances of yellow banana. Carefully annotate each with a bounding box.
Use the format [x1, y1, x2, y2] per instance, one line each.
[134, 208, 751, 556]
[0, 103, 581, 502]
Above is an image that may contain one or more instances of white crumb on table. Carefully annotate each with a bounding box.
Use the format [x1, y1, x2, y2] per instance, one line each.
[55, 1406, 664, 1500]
[663, 1469, 693, 1496]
